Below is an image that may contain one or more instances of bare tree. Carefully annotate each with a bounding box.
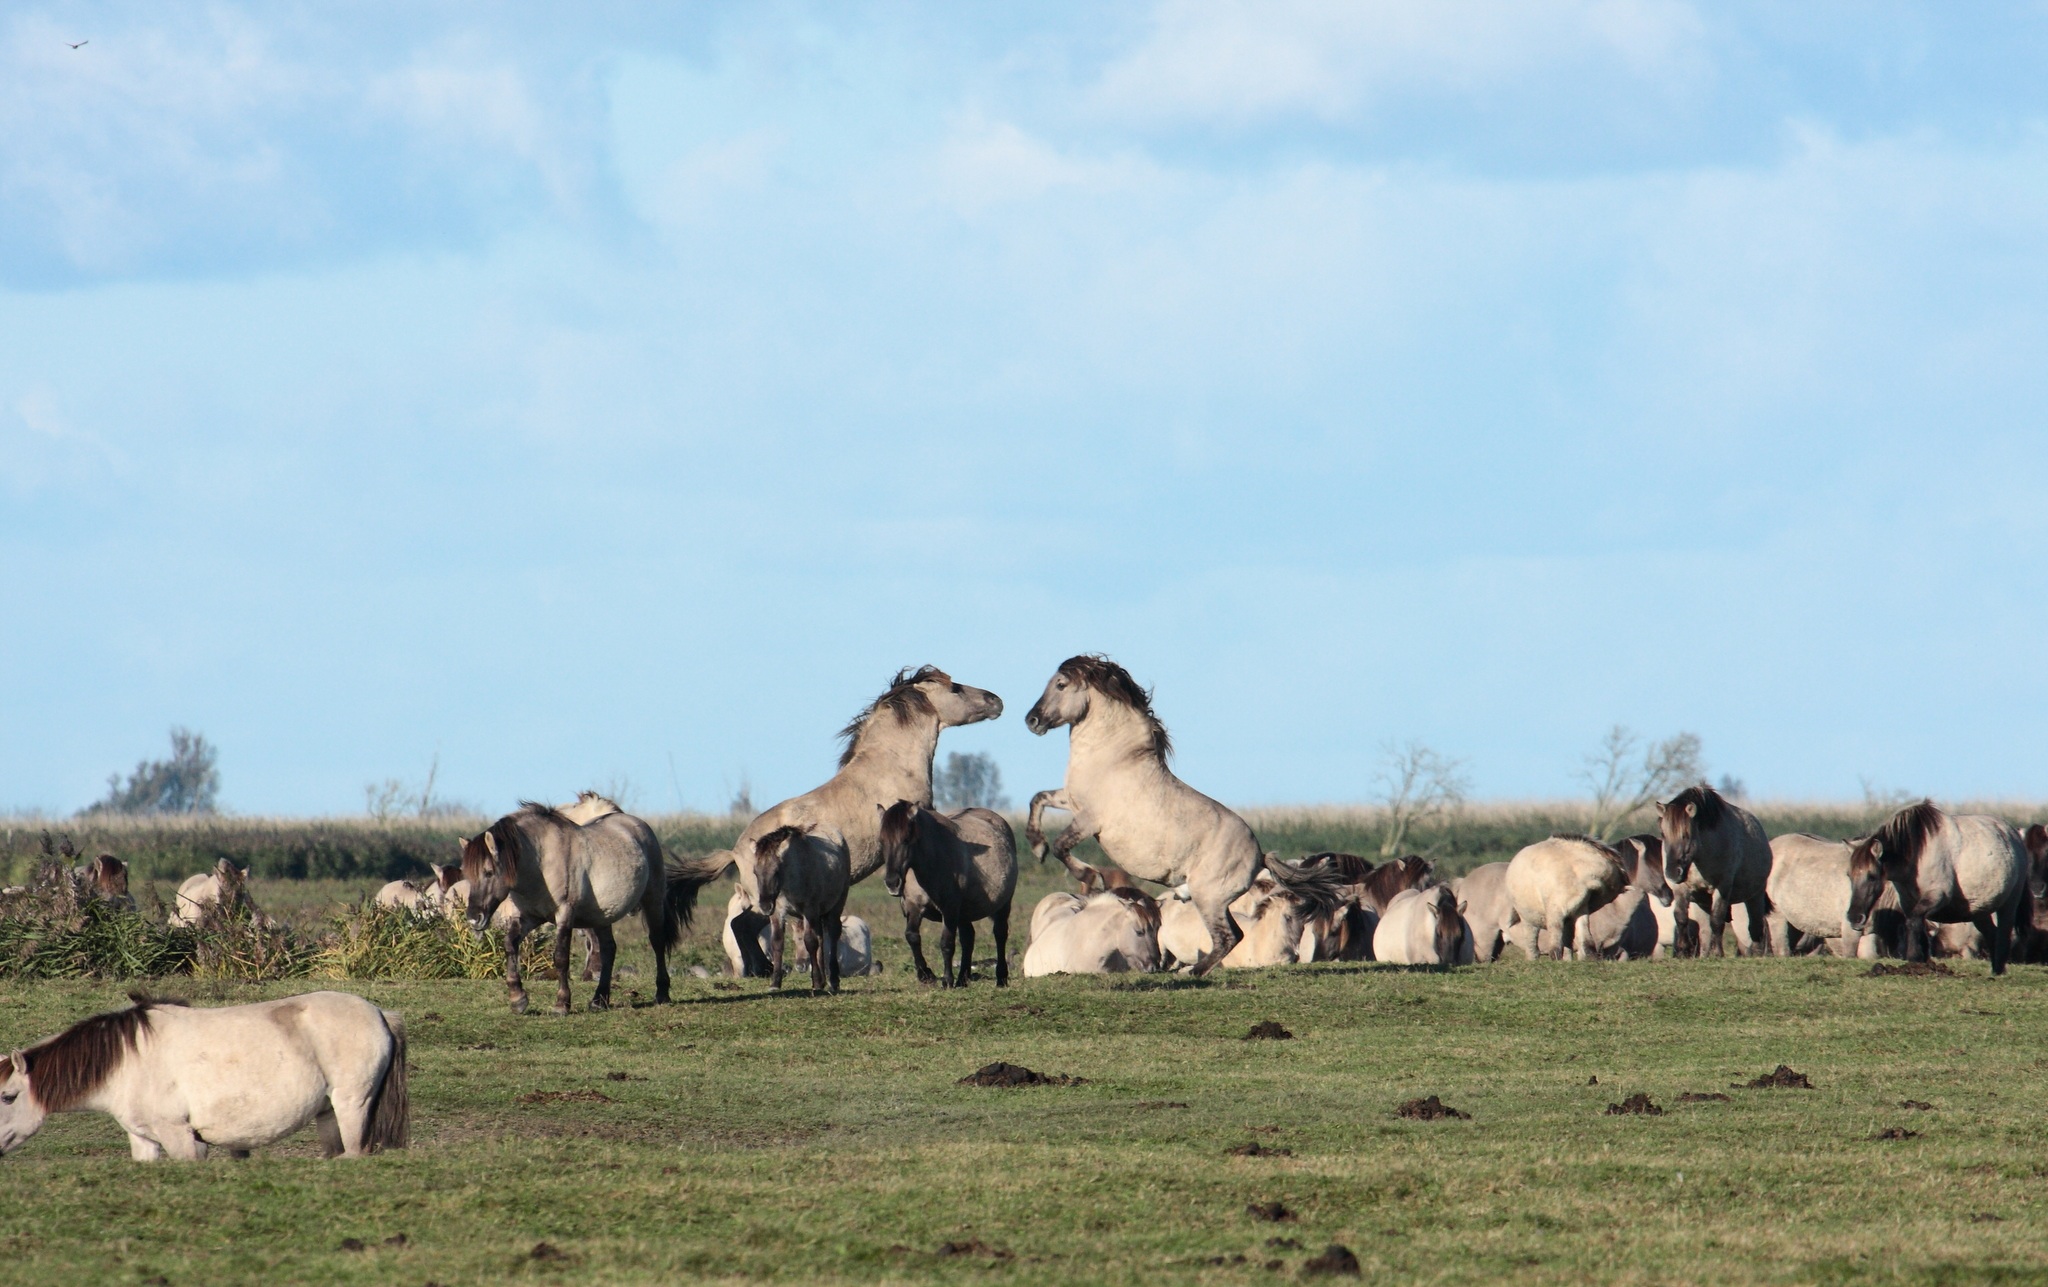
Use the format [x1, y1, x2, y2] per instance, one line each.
[1578, 725, 1704, 842]
[1373, 740, 1469, 857]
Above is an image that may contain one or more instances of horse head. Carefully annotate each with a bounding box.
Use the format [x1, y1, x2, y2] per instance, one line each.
[90, 856, 128, 901]
[1618, 836, 1673, 906]
[460, 818, 521, 930]
[1656, 786, 1723, 884]
[877, 802, 922, 897]
[1843, 836, 1890, 933]
[0, 1052, 43, 1156]
[1025, 655, 1169, 758]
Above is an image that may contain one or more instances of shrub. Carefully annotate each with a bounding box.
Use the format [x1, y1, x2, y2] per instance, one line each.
[311, 903, 549, 981]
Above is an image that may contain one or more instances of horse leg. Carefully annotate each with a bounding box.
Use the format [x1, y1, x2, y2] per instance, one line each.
[1050, 811, 1102, 873]
[1025, 789, 1075, 863]
[643, 890, 672, 1005]
[1556, 916, 1575, 961]
[1190, 888, 1245, 977]
[1705, 891, 1731, 958]
[730, 906, 772, 977]
[1905, 916, 1931, 963]
[768, 908, 788, 989]
[127, 1132, 164, 1161]
[804, 919, 825, 995]
[956, 919, 977, 988]
[826, 916, 843, 995]
[504, 918, 530, 1015]
[992, 904, 1011, 988]
[904, 899, 939, 985]
[552, 914, 576, 1015]
[579, 929, 599, 981]
[1981, 910, 2011, 977]
[1745, 901, 1770, 958]
[938, 917, 958, 989]
[589, 923, 618, 1010]
[315, 1106, 344, 1159]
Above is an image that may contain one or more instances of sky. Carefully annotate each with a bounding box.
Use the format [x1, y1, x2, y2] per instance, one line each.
[5, 1, 2048, 817]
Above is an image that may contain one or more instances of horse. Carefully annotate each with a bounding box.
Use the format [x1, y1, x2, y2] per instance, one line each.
[0, 991, 406, 1160]
[1504, 834, 1631, 960]
[2018, 824, 2048, 963]
[1157, 863, 1347, 968]
[716, 666, 1004, 974]
[1373, 885, 1471, 966]
[1657, 785, 1773, 956]
[878, 800, 1017, 988]
[84, 855, 134, 911]
[1844, 800, 2029, 974]
[1021, 887, 1163, 976]
[1764, 833, 1884, 957]
[374, 879, 427, 910]
[720, 888, 877, 979]
[1556, 835, 1671, 960]
[1024, 654, 1331, 975]
[169, 859, 258, 928]
[746, 824, 852, 994]
[1451, 863, 1513, 962]
[461, 801, 708, 1013]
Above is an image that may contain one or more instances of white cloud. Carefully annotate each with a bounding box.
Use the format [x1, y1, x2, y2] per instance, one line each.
[1093, 0, 1709, 126]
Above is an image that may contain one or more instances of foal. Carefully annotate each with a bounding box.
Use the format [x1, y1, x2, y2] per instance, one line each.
[878, 800, 1018, 987]
[749, 825, 852, 994]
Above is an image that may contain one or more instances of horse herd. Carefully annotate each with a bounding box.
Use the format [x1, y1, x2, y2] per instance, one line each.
[4, 654, 2045, 1163]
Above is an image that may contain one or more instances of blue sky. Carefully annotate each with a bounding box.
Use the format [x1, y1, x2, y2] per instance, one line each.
[5, 1, 2048, 816]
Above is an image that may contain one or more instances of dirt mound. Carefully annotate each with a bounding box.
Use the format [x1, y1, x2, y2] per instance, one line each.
[1135, 1100, 1188, 1110]
[1245, 1020, 1295, 1040]
[1873, 1127, 1920, 1140]
[1736, 1065, 1813, 1090]
[1606, 1093, 1663, 1116]
[516, 1089, 613, 1105]
[1228, 1142, 1294, 1158]
[1267, 1237, 1303, 1249]
[957, 1062, 1083, 1087]
[1302, 1244, 1362, 1276]
[1246, 1201, 1296, 1223]
[1677, 1092, 1731, 1104]
[935, 1239, 1012, 1259]
[1867, 961, 1954, 977]
[1395, 1095, 1468, 1121]
[1899, 1099, 1934, 1111]
[604, 1071, 647, 1082]
[529, 1242, 571, 1263]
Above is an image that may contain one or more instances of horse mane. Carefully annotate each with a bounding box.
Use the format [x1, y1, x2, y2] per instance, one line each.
[1662, 784, 1726, 830]
[1550, 831, 1616, 852]
[754, 824, 811, 860]
[515, 800, 572, 825]
[571, 790, 622, 815]
[1302, 851, 1375, 883]
[1056, 654, 1171, 760]
[1103, 885, 1162, 932]
[837, 666, 947, 768]
[23, 993, 186, 1111]
[877, 800, 919, 857]
[1864, 799, 1945, 869]
[2024, 823, 2048, 868]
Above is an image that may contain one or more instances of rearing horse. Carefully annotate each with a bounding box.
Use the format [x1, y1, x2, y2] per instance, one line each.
[1023, 654, 1328, 976]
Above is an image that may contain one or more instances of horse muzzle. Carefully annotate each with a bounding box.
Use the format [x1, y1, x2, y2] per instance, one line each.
[1024, 706, 1050, 735]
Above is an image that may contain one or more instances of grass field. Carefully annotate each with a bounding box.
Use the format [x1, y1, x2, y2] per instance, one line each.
[4, 903, 2047, 1285]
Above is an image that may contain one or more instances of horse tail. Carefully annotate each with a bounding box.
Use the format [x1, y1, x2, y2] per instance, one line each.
[662, 851, 736, 945]
[366, 1010, 409, 1152]
[1263, 851, 1350, 915]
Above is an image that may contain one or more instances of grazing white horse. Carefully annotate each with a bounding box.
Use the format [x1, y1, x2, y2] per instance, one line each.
[1024, 655, 1330, 975]
[0, 992, 406, 1160]
[1373, 885, 1472, 966]
[1505, 834, 1631, 960]
[169, 859, 257, 927]
[1022, 888, 1163, 977]
[1845, 800, 2029, 974]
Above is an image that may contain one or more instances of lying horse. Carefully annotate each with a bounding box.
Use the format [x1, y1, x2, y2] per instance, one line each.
[0, 991, 405, 1160]
[1845, 800, 2029, 975]
[1374, 885, 1471, 966]
[1022, 887, 1163, 976]
[1025, 655, 1338, 974]
[878, 800, 1017, 988]
[1657, 785, 1772, 956]
[1452, 862, 1512, 962]
[170, 858, 258, 928]
[1158, 863, 1347, 968]
[463, 801, 708, 1012]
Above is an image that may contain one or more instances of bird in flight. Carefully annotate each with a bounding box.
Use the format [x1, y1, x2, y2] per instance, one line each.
[66, 40, 87, 50]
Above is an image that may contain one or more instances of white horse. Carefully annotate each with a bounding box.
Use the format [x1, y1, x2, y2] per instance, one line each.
[1452, 863, 1513, 962]
[1373, 885, 1472, 966]
[1505, 834, 1631, 960]
[1022, 888, 1163, 977]
[1765, 833, 1883, 957]
[374, 879, 427, 910]
[0, 992, 406, 1160]
[1024, 655, 1330, 975]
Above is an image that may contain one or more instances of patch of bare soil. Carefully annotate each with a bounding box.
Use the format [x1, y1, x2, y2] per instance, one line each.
[1606, 1094, 1663, 1116]
[1395, 1095, 1468, 1121]
[1736, 1065, 1814, 1089]
[1245, 1020, 1295, 1040]
[1267, 1237, 1303, 1249]
[604, 1071, 647, 1082]
[528, 1242, 572, 1263]
[1302, 1244, 1362, 1276]
[1867, 961, 1954, 977]
[1900, 1100, 1934, 1111]
[516, 1089, 613, 1105]
[1677, 1092, 1731, 1104]
[1228, 1143, 1294, 1158]
[1135, 1101, 1189, 1110]
[1873, 1127, 1920, 1140]
[1971, 1213, 2005, 1223]
[957, 1062, 1083, 1087]
[935, 1239, 1012, 1260]
[1246, 1201, 1296, 1223]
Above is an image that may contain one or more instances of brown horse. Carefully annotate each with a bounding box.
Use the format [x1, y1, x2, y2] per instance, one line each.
[2020, 824, 2048, 963]
[1844, 801, 2029, 975]
[1657, 785, 1772, 956]
[878, 801, 1018, 987]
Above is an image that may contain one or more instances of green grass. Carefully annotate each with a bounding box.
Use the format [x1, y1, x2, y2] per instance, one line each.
[3, 921, 2047, 1285]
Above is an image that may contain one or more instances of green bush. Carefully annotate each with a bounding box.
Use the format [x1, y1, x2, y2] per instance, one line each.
[311, 902, 550, 981]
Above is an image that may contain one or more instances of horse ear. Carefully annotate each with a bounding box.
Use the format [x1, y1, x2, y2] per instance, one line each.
[1870, 840, 1884, 859]
[1684, 802, 1697, 819]
[483, 832, 499, 858]
[0, 1053, 14, 1081]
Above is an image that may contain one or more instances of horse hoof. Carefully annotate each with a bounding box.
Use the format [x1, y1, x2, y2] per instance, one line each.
[589, 997, 611, 1012]
[509, 994, 529, 1015]
[552, 1001, 572, 1016]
